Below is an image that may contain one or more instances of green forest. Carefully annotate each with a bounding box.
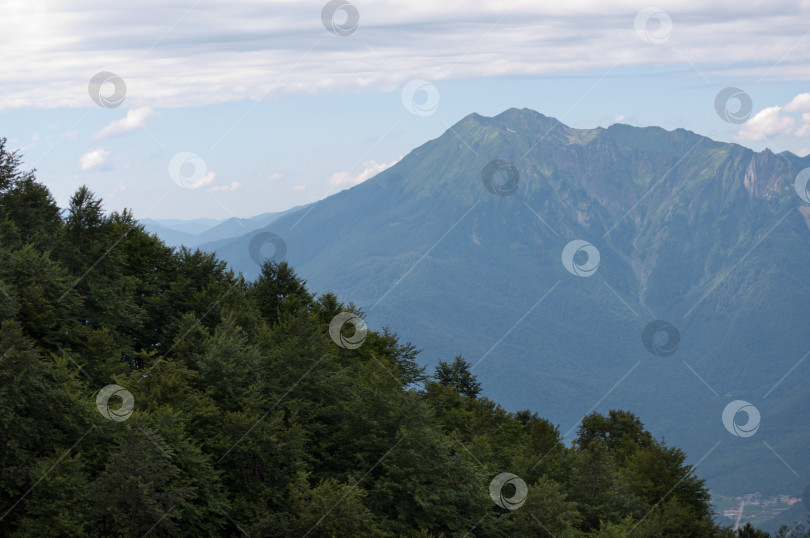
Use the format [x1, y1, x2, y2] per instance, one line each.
[0, 137, 805, 537]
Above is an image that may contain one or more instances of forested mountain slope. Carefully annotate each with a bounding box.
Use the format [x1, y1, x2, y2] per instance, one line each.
[0, 138, 796, 535]
[200, 109, 810, 503]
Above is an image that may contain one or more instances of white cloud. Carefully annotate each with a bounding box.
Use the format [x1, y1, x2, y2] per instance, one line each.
[796, 113, 810, 137]
[784, 93, 810, 113]
[738, 106, 795, 140]
[91, 107, 155, 140]
[79, 147, 110, 171]
[739, 93, 810, 141]
[293, 185, 306, 191]
[2, 1, 810, 110]
[267, 172, 284, 181]
[190, 171, 217, 189]
[329, 158, 401, 187]
[206, 180, 242, 192]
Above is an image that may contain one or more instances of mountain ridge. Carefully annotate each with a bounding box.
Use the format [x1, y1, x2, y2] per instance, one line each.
[191, 108, 810, 521]
[142, 204, 310, 248]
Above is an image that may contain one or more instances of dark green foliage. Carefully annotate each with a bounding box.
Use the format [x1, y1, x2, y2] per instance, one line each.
[773, 522, 810, 538]
[736, 522, 772, 538]
[0, 138, 61, 249]
[88, 424, 195, 537]
[0, 145, 740, 536]
[577, 410, 654, 455]
[434, 354, 482, 398]
[248, 260, 313, 325]
[567, 441, 640, 530]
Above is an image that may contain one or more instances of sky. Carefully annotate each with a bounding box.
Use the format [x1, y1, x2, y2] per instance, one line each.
[2, 0, 810, 220]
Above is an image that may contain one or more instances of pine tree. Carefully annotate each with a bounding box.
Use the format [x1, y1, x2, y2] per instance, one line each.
[434, 354, 482, 398]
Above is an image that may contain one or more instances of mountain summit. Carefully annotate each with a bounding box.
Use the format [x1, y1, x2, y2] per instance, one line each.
[202, 109, 810, 504]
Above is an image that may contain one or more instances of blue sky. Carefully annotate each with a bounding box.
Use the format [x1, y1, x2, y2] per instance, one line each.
[2, 0, 809, 219]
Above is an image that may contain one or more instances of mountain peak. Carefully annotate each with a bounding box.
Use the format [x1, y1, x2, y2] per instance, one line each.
[199, 106, 810, 507]
[456, 108, 565, 130]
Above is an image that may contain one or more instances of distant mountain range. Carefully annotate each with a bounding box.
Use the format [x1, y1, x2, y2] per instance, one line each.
[147, 108, 810, 528]
[141, 205, 309, 248]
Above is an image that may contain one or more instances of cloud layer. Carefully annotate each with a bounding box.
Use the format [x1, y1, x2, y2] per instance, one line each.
[3, 1, 810, 110]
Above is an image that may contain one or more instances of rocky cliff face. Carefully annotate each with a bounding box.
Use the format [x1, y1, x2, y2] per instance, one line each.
[743, 149, 792, 199]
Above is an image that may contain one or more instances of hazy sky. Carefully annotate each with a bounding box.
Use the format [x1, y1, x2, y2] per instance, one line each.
[2, 0, 809, 219]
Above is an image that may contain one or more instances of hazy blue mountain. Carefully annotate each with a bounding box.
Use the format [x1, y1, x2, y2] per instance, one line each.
[195, 108, 810, 525]
[140, 220, 204, 246]
[141, 217, 221, 236]
[143, 206, 309, 248]
[199, 206, 309, 244]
